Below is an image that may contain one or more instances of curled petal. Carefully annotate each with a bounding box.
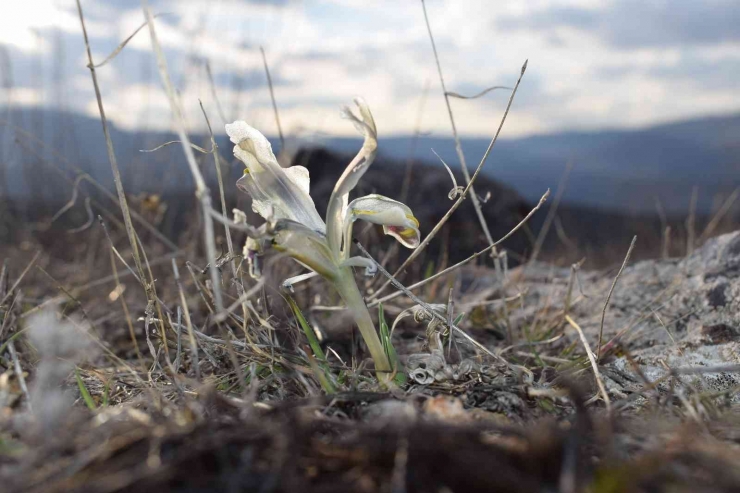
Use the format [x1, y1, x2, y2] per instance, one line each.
[325, 98, 378, 258]
[344, 194, 421, 250]
[226, 121, 324, 232]
[341, 96, 377, 138]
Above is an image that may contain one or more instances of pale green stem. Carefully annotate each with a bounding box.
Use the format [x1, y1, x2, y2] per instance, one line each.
[333, 267, 392, 380]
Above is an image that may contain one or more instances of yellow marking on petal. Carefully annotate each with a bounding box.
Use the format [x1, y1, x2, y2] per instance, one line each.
[388, 226, 417, 239]
[352, 208, 378, 216]
[243, 168, 250, 175]
[406, 214, 419, 227]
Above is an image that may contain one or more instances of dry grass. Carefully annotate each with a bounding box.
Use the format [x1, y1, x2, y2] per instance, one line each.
[1, 2, 740, 492]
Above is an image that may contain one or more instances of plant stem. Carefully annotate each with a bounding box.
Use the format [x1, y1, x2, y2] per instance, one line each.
[334, 268, 391, 381]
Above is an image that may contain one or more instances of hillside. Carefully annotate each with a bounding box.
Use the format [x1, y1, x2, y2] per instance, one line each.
[2, 108, 739, 216]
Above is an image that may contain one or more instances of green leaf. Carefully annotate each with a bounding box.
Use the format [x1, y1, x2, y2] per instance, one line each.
[75, 367, 97, 411]
[305, 351, 336, 394]
[287, 295, 326, 362]
[287, 295, 336, 393]
[0, 326, 30, 357]
[102, 381, 110, 407]
[379, 303, 406, 385]
[424, 261, 435, 280]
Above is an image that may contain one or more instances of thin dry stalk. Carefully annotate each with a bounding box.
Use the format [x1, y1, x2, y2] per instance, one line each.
[141, 2, 223, 314]
[35, 266, 96, 331]
[699, 187, 739, 243]
[172, 259, 200, 381]
[530, 160, 573, 263]
[446, 84, 511, 99]
[198, 101, 239, 284]
[370, 57, 529, 300]
[260, 46, 284, 150]
[655, 197, 667, 238]
[563, 261, 577, 320]
[596, 236, 636, 362]
[0, 293, 16, 341]
[109, 249, 146, 373]
[5, 128, 177, 251]
[421, 0, 497, 250]
[91, 14, 168, 69]
[673, 364, 740, 375]
[355, 242, 505, 364]
[0, 250, 40, 306]
[204, 62, 228, 126]
[565, 314, 611, 413]
[0, 259, 7, 297]
[19, 251, 180, 321]
[136, 233, 180, 383]
[98, 217, 143, 286]
[651, 309, 682, 355]
[686, 186, 698, 256]
[420, 0, 510, 321]
[75, 0, 148, 287]
[662, 226, 672, 260]
[554, 216, 576, 251]
[400, 79, 430, 203]
[215, 278, 265, 324]
[68, 197, 95, 234]
[64, 312, 149, 388]
[8, 341, 30, 411]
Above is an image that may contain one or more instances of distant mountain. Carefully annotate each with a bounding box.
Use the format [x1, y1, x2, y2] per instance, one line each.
[1, 108, 739, 217]
[325, 113, 740, 215]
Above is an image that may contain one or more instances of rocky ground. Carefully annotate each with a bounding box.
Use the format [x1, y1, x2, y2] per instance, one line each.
[508, 230, 740, 406]
[2, 229, 740, 491]
[3, 144, 740, 491]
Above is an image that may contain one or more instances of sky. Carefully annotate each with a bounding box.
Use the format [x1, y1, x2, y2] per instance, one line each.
[1, 0, 739, 140]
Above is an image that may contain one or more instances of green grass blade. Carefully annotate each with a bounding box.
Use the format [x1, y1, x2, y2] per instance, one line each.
[287, 296, 337, 392]
[305, 350, 336, 394]
[102, 381, 110, 407]
[0, 326, 30, 357]
[379, 303, 406, 385]
[75, 367, 97, 411]
[287, 295, 326, 362]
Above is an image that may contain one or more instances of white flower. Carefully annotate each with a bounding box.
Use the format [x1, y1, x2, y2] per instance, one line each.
[226, 97, 420, 282]
[227, 98, 421, 380]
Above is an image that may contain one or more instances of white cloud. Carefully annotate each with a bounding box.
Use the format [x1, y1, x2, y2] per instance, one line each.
[2, 0, 739, 139]
[3, 87, 44, 106]
[0, 0, 110, 52]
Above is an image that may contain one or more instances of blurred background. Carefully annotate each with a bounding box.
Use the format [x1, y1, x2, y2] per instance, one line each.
[1, 0, 739, 265]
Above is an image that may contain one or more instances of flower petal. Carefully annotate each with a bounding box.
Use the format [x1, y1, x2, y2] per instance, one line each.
[226, 121, 324, 232]
[344, 194, 421, 250]
[325, 98, 378, 258]
[283, 165, 311, 196]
